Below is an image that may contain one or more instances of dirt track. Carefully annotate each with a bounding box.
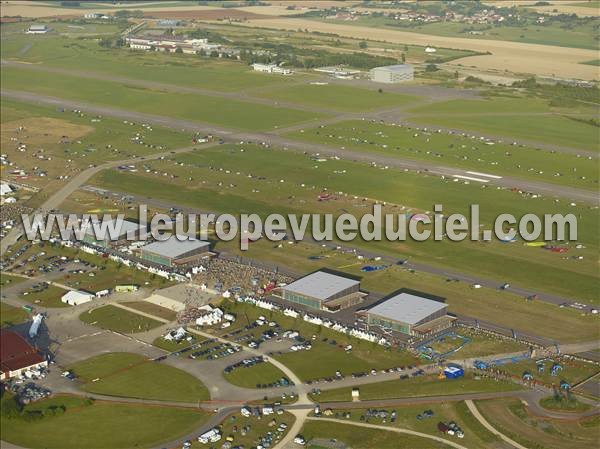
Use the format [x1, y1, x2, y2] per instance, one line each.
[235, 18, 599, 81]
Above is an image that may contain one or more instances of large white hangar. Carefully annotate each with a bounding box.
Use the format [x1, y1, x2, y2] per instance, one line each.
[361, 292, 453, 336]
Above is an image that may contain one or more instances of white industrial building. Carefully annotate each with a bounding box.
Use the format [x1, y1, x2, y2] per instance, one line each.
[370, 64, 414, 83]
[252, 63, 293, 75]
[61, 290, 94, 306]
[280, 270, 365, 312]
[361, 292, 453, 336]
[140, 236, 211, 267]
[26, 24, 49, 34]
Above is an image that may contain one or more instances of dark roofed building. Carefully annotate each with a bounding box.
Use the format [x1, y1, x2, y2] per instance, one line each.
[0, 330, 47, 380]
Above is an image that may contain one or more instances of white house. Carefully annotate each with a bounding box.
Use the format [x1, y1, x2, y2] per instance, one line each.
[61, 290, 94, 306]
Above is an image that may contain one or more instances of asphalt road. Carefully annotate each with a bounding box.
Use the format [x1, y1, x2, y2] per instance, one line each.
[2, 89, 597, 205]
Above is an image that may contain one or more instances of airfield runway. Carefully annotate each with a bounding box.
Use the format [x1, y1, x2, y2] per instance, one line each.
[2, 89, 597, 205]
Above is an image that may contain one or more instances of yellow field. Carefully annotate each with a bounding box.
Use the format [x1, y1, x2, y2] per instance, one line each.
[484, 1, 599, 17]
[237, 17, 599, 80]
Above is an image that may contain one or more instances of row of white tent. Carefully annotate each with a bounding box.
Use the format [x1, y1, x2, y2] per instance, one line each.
[236, 296, 389, 346]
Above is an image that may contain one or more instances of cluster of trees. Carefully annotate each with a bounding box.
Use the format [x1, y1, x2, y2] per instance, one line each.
[512, 77, 600, 107]
[0, 395, 92, 422]
[98, 37, 125, 48]
[114, 9, 144, 19]
[236, 42, 398, 69]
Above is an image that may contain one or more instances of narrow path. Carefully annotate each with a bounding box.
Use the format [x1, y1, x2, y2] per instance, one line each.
[299, 417, 470, 449]
[465, 399, 528, 449]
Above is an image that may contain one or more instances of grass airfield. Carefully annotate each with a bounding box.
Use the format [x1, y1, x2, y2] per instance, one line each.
[0, 8, 598, 449]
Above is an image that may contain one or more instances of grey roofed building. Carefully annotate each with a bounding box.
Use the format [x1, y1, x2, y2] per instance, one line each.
[84, 219, 140, 239]
[283, 271, 359, 301]
[366, 293, 447, 325]
[141, 237, 210, 259]
[370, 64, 414, 83]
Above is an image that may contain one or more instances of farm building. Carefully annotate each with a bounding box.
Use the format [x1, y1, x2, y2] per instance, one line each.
[0, 330, 47, 380]
[279, 270, 365, 312]
[139, 237, 210, 267]
[370, 64, 414, 83]
[82, 219, 142, 248]
[361, 292, 452, 336]
[61, 290, 94, 306]
[26, 24, 49, 34]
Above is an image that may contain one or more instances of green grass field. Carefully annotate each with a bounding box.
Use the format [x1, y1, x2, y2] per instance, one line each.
[312, 373, 521, 402]
[87, 142, 600, 305]
[285, 119, 597, 189]
[1, 67, 324, 131]
[0, 273, 27, 287]
[0, 302, 29, 328]
[257, 83, 419, 112]
[1, 97, 193, 205]
[223, 362, 289, 388]
[539, 396, 592, 412]
[476, 398, 599, 449]
[79, 305, 163, 333]
[0, 393, 211, 449]
[222, 301, 420, 381]
[301, 420, 454, 449]
[406, 98, 598, 151]
[425, 330, 527, 359]
[121, 301, 176, 321]
[218, 241, 599, 343]
[190, 411, 295, 449]
[581, 59, 600, 66]
[20, 285, 69, 308]
[69, 352, 210, 402]
[494, 357, 599, 387]
[318, 402, 499, 449]
[316, 15, 599, 50]
[0, 31, 310, 92]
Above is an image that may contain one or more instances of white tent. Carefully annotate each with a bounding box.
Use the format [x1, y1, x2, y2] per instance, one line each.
[0, 183, 13, 196]
[61, 290, 94, 306]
